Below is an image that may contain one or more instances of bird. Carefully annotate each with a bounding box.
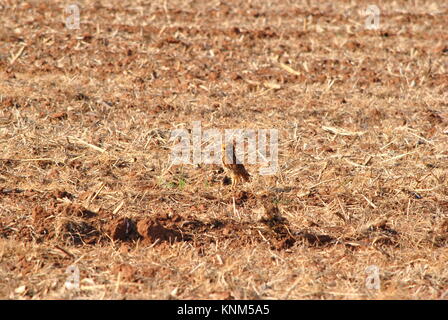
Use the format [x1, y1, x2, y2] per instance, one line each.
[221, 143, 250, 187]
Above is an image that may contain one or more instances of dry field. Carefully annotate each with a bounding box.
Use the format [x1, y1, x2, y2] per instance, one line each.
[0, 0, 447, 300]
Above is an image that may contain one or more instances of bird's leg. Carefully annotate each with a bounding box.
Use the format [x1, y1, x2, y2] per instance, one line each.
[231, 173, 238, 189]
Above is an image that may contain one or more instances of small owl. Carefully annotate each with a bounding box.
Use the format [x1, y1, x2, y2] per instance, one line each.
[221, 143, 250, 187]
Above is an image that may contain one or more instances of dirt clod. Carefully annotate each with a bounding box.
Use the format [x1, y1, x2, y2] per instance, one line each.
[107, 217, 139, 241]
[137, 218, 184, 244]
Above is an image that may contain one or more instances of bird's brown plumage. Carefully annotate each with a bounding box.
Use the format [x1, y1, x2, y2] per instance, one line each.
[221, 143, 250, 187]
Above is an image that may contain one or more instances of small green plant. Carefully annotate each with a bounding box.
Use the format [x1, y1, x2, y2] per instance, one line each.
[177, 178, 186, 189]
[157, 173, 188, 190]
[162, 176, 187, 190]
